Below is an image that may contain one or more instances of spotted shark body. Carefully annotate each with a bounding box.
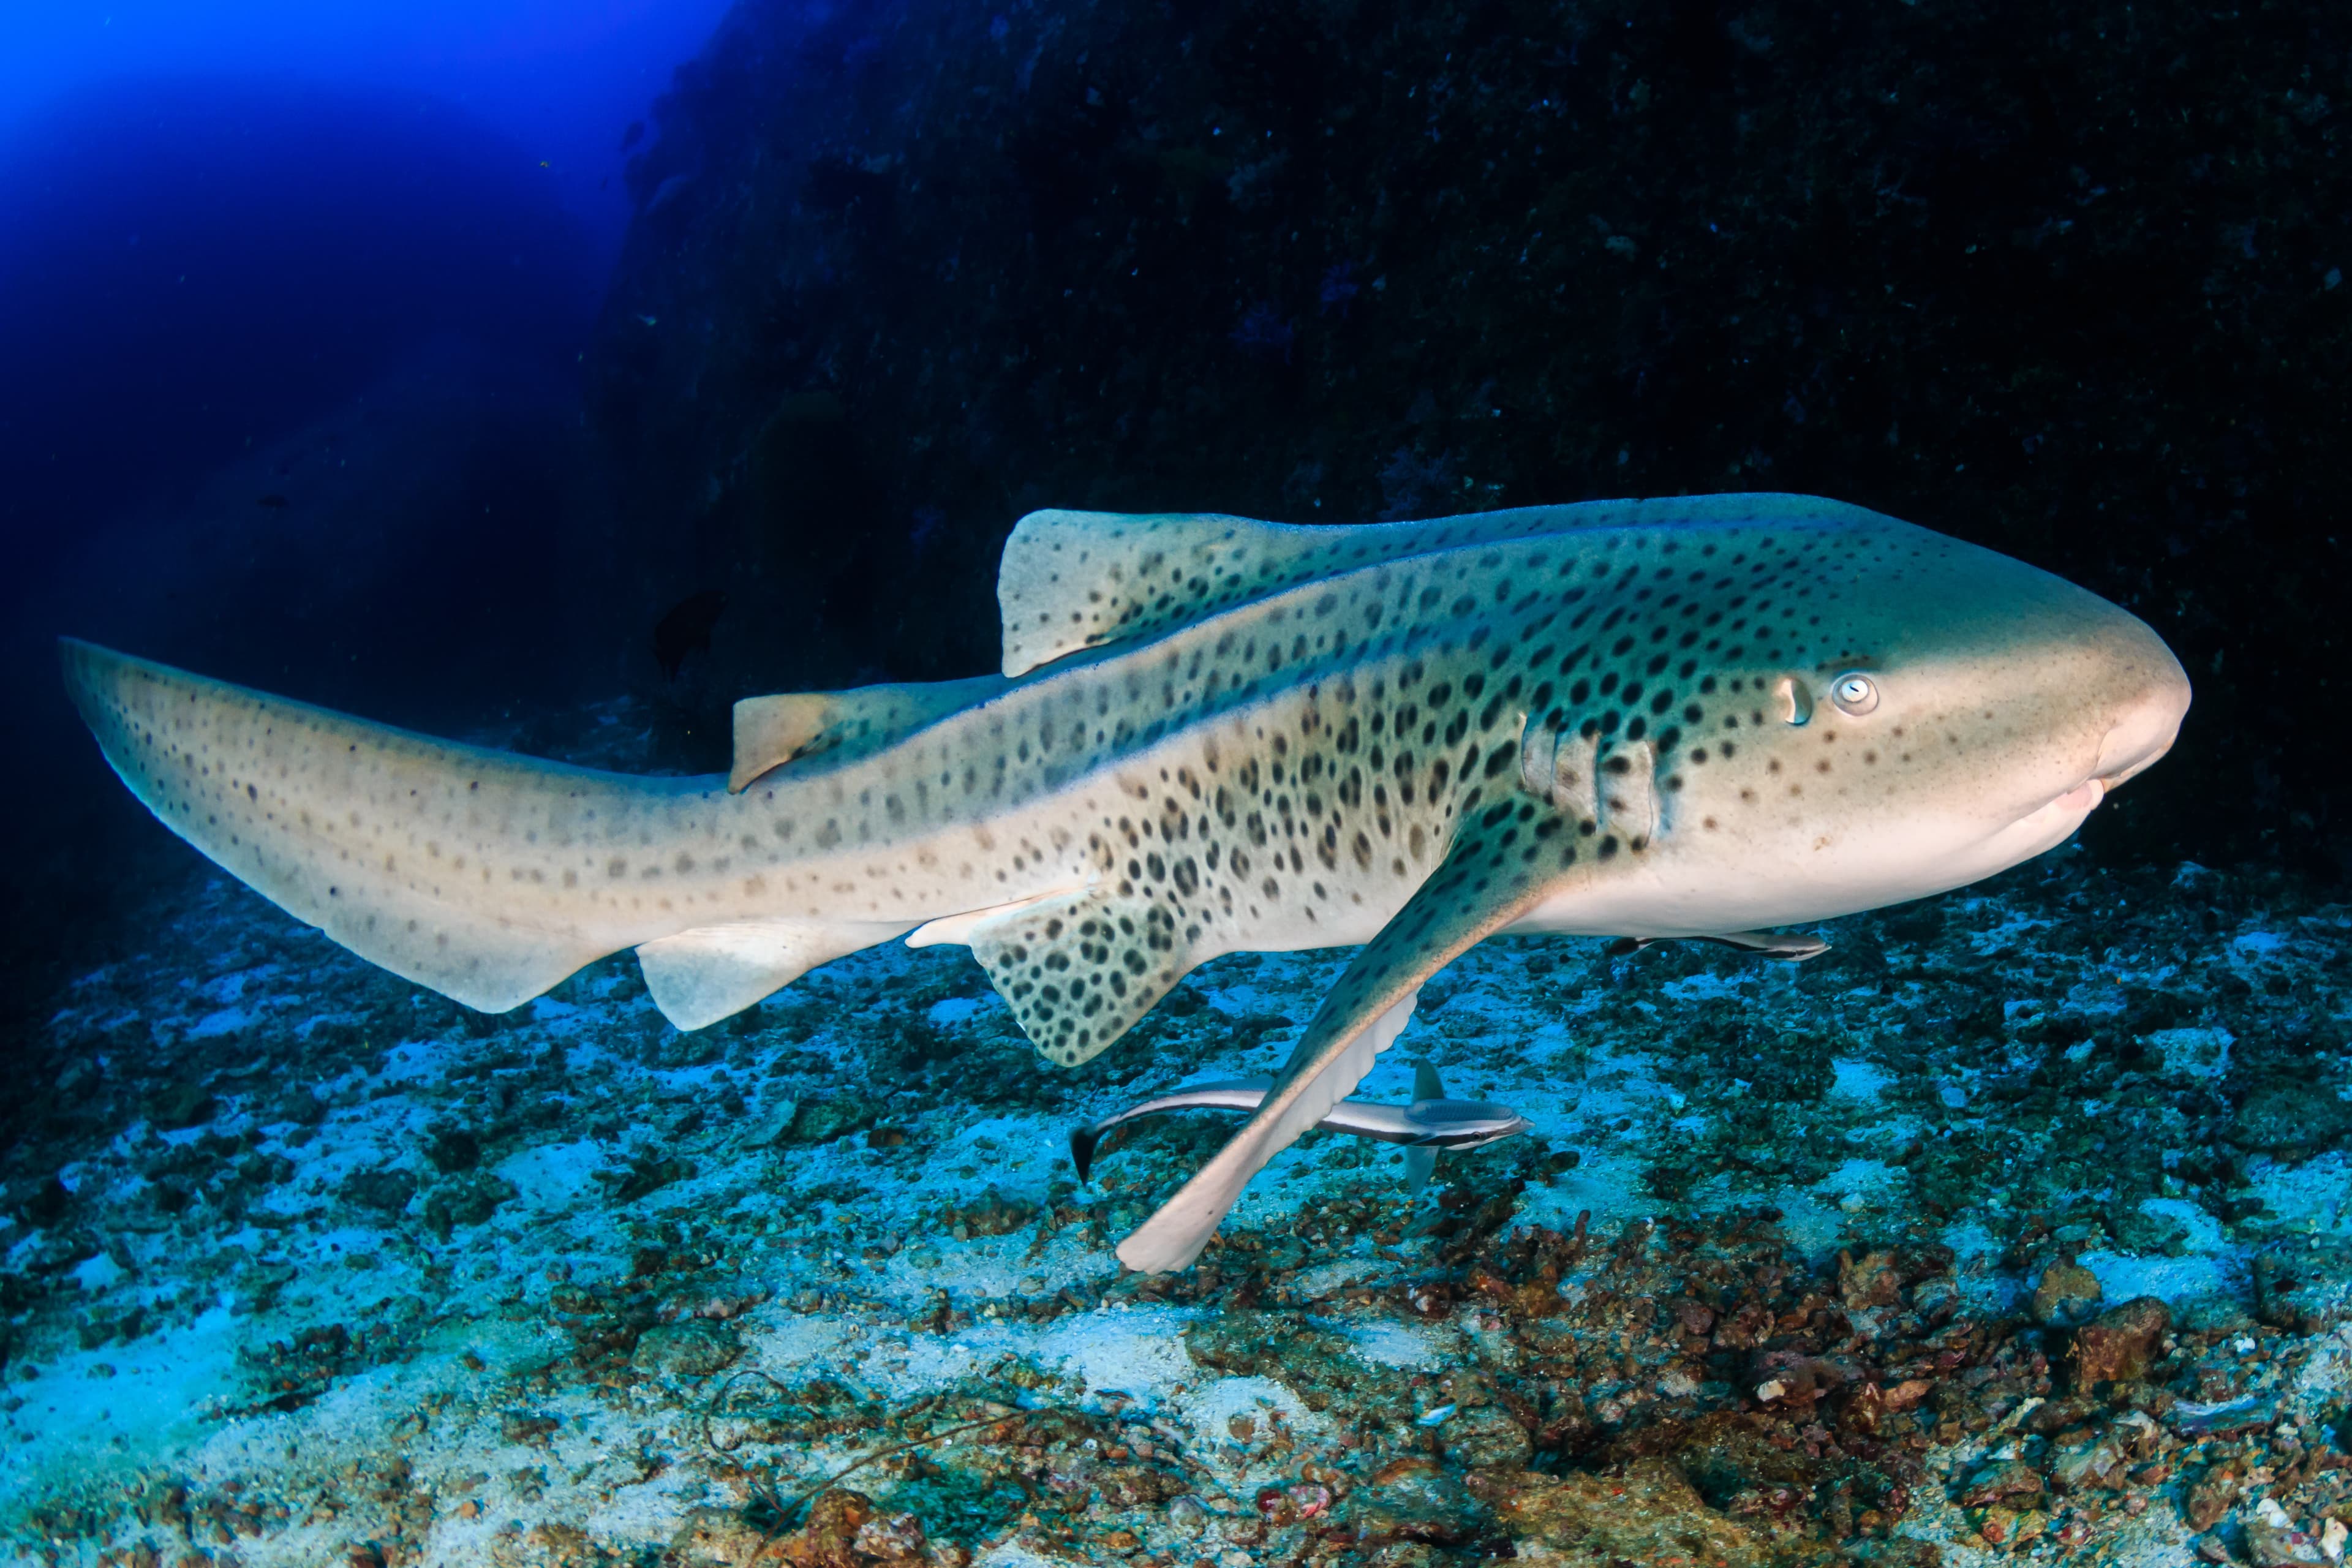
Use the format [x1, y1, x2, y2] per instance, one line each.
[62, 493, 2190, 1271]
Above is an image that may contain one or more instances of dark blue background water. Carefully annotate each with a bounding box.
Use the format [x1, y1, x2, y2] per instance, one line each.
[0, 0, 733, 991]
[0, 0, 731, 555]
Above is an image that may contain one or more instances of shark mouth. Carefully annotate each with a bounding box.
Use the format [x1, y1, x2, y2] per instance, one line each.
[2052, 777, 2106, 815]
[2019, 687, 2182, 832]
[2088, 663, 2191, 793]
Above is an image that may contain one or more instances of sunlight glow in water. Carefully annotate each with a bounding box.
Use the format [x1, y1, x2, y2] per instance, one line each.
[0, 0, 736, 227]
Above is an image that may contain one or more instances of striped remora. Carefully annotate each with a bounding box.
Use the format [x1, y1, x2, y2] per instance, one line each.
[1071, 1058, 1532, 1190]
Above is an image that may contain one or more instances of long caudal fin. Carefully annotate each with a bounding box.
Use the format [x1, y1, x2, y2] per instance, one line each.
[61, 638, 696, 1013]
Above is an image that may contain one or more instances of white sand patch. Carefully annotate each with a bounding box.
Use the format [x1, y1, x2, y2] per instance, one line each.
[2250, 1150, 2352, 1232]
[2144, 1025, 2233, 1079]
[499, 1138, 608, 1210]
[1342, 1319, 1444, 1368]
[2077, 1247, 2239, 1306]
[1830, 1057, 1892, 1102]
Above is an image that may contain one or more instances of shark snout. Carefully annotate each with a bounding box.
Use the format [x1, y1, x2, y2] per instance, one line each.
[1992, 604, 2190, 842]
[2088, 622, 2193, 794]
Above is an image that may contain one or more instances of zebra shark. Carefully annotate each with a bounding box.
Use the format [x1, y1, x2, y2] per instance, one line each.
[61, 493, 2189, 1272]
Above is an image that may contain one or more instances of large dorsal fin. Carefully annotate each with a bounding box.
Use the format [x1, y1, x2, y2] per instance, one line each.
[997, 497, 1867, 677]
[729, 673, 1006, 793]
[998, 510, 1310, 677]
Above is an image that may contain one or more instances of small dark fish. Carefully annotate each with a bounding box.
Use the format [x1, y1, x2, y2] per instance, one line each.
[1605, 928, 1829, 962]
[1072, 1060, 1530, 1192]
[654, 589, 727, 680]
[256, 494, 290, 510]
[620, 120, 645, 153]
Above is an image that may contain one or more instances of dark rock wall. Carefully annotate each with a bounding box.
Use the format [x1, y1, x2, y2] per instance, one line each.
[589, 0, 2352, 872]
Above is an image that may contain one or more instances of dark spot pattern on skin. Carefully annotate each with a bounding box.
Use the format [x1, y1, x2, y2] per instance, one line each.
[72, 500, 1945, 1083]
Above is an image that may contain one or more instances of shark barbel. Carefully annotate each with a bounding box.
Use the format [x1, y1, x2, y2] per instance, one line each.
[61, 494, 2189, 1270]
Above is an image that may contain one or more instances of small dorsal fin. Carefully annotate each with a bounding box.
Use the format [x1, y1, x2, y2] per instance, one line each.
[729, 695, 832, 792]
[729, 673, 1006, 793]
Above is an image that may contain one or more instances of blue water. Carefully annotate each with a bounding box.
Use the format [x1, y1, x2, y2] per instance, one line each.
[0, 0, 728, 233]
[0, 0, 737, 979]
[0, 0, 731, 541]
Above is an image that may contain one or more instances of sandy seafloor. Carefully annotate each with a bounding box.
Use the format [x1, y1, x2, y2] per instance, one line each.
[4, 705, 2350, 1568]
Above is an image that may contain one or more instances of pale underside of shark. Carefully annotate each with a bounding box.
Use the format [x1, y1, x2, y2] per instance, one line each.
[62, 492, 2191, 1272]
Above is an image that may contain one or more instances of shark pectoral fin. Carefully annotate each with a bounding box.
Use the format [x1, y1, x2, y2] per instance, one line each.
[1115, 990, 1420, 1274]
[1114, 831, 1556, 1273]
[636, 916, 911, 1030]
[731, 674, 1009, 793]
[967, 888, 1207, 1067]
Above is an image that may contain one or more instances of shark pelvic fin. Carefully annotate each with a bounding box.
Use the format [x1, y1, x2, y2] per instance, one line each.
[729, 674, 1008, 793]
[967, 886, 1207, 1067]
[636, 916, 914, 1030]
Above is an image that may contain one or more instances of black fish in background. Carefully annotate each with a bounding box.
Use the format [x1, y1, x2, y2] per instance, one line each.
[255, 493, 290, 510]
[653, 589, 726, 679]
[619, 119, 645, 152]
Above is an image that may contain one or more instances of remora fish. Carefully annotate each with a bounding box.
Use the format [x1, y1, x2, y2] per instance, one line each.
[1072, 1059, 1531, 1190]
[60, 493, 2190, 1272]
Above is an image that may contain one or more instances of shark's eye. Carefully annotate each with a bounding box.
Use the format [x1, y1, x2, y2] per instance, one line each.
[1774, 676, 1813, 726]
[1830, 673, 1880, 715]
